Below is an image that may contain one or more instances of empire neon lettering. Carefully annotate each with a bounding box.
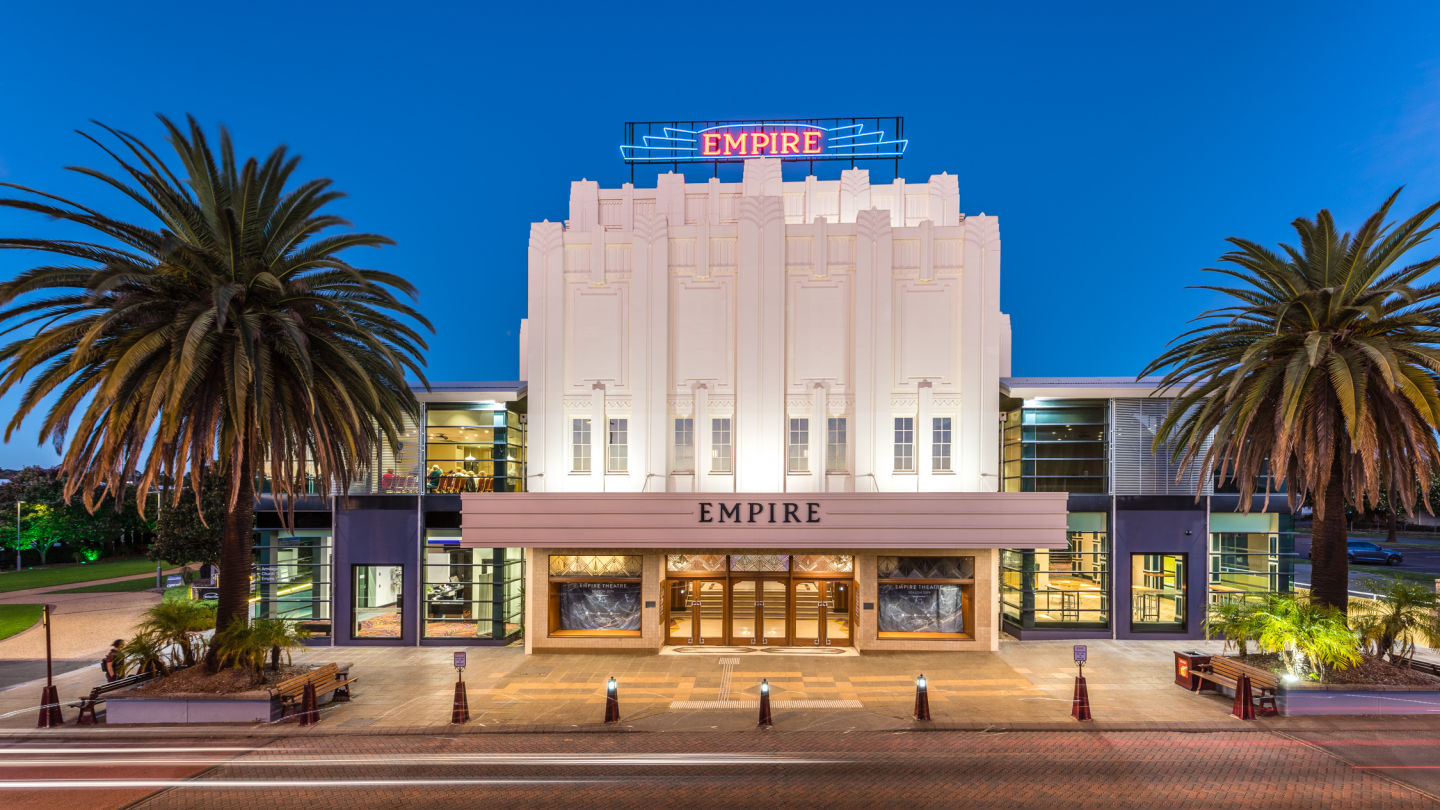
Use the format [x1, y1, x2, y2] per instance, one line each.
[700, 130, 824, 157]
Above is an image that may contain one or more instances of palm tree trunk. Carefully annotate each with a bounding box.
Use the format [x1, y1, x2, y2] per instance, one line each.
[215, 455, 255, 634]
[1310, 456, 1350, 613]
[1386, 511, 1398, 543]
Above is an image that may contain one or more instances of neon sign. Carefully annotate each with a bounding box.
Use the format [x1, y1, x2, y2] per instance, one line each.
[621, 118, 906, 164]
[700, 129, 824, 157]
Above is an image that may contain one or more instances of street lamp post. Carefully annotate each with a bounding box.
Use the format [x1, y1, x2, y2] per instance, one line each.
[14, 500, 24, 572]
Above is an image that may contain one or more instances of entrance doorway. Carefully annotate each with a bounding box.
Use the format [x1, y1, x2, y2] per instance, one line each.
[794, 580, 852, 646]
[666, 579, 725, 645]
[665, 575, 853, 647]
[1131, 553, 1187, 631]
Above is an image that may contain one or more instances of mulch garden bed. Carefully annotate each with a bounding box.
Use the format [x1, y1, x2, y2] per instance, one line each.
[129, 663, 311, 696]
[1230, 652, 1440, 686]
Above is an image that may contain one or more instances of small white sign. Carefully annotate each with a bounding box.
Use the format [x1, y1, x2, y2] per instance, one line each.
[165, 574, 183, 588]
[1073, 644, 1087, 662]
[453, 651, 466, 670]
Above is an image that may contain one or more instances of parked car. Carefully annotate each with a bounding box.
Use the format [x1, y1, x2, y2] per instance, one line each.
[1346, 540, 1403, 566]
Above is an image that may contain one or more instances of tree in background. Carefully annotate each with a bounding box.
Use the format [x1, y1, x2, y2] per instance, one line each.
[0, 116, 430, 633]
[0, 466, 149, 568]
[149, 469, 226, 568]
[1142, 191, 1440, 613]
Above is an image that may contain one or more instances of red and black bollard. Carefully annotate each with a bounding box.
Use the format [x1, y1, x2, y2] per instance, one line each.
[37, 684, 61, 728]
[758, 678, 773, 727]
[1232, 673, 1256, 720]
[452, 670, 470, 724]
[914, 674, 931, 721]
[37, 606, 62, 728]
[299, 681, 318, 726]
[1071, 674, 1092, 721]
[604, 676, 620, 724]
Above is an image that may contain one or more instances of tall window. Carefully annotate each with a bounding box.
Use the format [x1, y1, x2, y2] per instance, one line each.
[932, 417, 952, 472]
[607, 418, 628, 473]
[826, 417, 847, 472]
[673, 417, 694, 472]
[711, 418, 733, 473]
[894, 417, 915, 472]
[787, 418, 809, 473]
[571, 418, 591, 472]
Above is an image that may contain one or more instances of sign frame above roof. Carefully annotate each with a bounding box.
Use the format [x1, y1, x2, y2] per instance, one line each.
[620, 117, 906, 177]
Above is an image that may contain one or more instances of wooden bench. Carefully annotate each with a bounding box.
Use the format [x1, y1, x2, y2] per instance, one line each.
[275, 663, 356, 719]
[1196, 657, 1279, 715]
[68, 672, 156, 725]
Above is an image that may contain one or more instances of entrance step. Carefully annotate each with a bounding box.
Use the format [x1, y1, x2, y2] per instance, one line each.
[669, 699, 864, 710]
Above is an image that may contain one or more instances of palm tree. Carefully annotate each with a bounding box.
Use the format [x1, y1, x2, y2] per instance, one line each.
[135, 598, 216, 669]
[1349, 580, 1440, 665]
[0, 116, 431, 633]
[1141, 191, 1440, 612]
[1205, 598, 1263, 657]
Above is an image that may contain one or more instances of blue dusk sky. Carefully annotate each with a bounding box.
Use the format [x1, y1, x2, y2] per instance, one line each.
[1, 1, 1439, 466]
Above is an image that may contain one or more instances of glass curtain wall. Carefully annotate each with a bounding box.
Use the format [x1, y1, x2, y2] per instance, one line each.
[250, 531, 333, 638]
[1001, 513, 1110, 629]
[1002, 399, 1108, 493]
[425, 403, 526, 493]
[347, 414, 422, 494]
[1208, 513, 1295, 604]
[422, 531, 524, 640]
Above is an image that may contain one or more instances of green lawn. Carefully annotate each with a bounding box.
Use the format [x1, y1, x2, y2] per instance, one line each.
[1352, 565, 1440, 587]
[0, 558, 158, 593]
[49, 576, 162, 594]
[0, 604, 43, 641]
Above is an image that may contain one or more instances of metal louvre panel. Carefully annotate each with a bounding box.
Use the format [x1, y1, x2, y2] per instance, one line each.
[1109, 399, 1213, 496]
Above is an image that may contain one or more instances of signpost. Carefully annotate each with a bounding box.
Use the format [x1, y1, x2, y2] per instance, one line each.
[451, 651, 469, 724]
[1071, 644, 1092, 721]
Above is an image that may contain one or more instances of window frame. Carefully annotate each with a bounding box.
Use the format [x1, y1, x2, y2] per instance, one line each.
[894, 416, 915, 472]
[787, 417, 809, 474]
[571, 418, 591, 473]
[711, 417, 733, 474]
[606, 417, 628, 473]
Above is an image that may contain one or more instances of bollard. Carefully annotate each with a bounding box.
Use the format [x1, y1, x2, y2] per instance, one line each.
[452, 674, 470, 724]
[1071, 674, 1092, 721]
[1231, 673, 1255, 720]
[299, 681, 318, 726]
[604, 676, 620, 724]
[914, 674, 931, 721]
[758, 678, 773, 727]
[37, 684, 62, 728]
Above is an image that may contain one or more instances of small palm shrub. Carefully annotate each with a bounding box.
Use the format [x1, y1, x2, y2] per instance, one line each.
[134, 598, 216, 670]
[209, 623, 267, 682]
[250, 618, 311, 671]
[1253, 594, 1362, 680]
[1205, 599, 1264, 656]
[120, 632, 171, 677]
[1349, 580, 1440, 665]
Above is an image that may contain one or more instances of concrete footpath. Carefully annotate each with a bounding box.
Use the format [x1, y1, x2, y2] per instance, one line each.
[0, 566, 186, 688]
[6, 637, 1439, 736]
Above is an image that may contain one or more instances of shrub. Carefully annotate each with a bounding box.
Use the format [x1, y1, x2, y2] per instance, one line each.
[1205, 599, 1264, 656]
[134, 598, 215, 670]
[1349, 580, 1440, 665]
[1253, 594, 1362, 680]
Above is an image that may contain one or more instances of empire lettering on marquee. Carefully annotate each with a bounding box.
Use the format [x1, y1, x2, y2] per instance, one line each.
[700, 130, 824, 158]
[697, 501, 822, 524]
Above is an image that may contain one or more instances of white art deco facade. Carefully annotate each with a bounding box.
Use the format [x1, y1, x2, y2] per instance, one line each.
[464, 158, 1067, 653]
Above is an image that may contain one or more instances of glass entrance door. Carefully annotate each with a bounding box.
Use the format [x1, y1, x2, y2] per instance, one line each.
[760, 580, 787, 645]
[667, 579, 726, 645]
[794, 580, 852, 645]
[730, 579, 758, 644]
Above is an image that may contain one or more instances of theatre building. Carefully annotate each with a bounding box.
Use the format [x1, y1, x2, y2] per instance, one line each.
[461, 156, 1069, 652]
[250, 121, 1293, 650]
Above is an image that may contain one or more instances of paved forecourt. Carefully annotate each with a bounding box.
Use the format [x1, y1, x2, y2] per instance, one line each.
[0, 637, 1294, 732]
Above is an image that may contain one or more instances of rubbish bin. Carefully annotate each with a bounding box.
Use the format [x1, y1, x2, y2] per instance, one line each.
[1174, 650, 1211, 690]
